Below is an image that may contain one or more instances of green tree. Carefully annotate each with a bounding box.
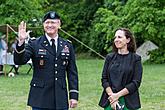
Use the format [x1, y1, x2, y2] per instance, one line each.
[0, 0, 45, 25]
[0, 0, 47, 44]
[42, 0, 103, 52]
[88, 0, 123, 55]
[89, 0, 165, 63]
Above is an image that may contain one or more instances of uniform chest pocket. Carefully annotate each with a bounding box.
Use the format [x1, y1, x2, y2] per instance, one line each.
[36, 55, 49, 69]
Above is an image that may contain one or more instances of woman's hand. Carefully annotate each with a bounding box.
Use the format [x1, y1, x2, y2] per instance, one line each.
[108, 93, 120, 104]
[110, 101, 118, 110]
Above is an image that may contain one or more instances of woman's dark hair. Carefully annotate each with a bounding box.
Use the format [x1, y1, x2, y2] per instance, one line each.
[112, 28, 137, 53]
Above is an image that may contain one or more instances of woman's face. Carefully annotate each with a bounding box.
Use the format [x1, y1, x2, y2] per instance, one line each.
[114, 30, 130, 50]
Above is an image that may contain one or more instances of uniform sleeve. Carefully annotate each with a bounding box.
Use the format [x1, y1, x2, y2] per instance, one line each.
[101, 54, 111, 89]
[66, 43, 79, 100]
[14, 41, 34, 65]
[125, 55, 143, 94]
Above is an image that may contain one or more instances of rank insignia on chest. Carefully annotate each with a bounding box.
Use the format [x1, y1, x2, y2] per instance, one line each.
[62, 45, 69, 53]
[38, 49, 47, 55]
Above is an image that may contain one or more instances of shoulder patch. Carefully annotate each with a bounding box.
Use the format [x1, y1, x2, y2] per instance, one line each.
[67, 39, 72, 43]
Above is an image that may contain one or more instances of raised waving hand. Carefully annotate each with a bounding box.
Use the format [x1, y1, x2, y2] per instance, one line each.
[17, 21, 27, 45]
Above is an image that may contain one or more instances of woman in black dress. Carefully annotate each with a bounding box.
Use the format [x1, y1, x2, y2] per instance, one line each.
[99, 28, 143, 110]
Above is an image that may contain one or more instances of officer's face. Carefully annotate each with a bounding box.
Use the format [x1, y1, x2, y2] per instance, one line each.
[43, 19, 61, 37]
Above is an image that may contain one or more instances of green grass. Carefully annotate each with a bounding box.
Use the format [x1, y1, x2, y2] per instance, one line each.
[0, 60, 165, 110]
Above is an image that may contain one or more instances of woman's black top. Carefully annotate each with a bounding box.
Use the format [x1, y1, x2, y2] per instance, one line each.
[101, 52, 143, 109]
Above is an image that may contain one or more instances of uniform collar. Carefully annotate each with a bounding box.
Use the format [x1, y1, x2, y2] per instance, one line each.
[45, 33, 58, 45]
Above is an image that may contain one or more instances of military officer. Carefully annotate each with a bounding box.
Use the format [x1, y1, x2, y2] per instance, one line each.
[14, 11, 79, 110]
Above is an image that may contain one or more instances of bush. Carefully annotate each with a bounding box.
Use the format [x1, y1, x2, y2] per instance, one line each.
[146, 48, 165, 64]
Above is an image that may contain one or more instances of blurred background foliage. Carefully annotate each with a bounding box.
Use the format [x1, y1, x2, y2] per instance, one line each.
[0, 0, 164, 63]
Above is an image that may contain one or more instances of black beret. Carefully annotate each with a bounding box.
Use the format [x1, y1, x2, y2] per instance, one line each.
[43, 11, 60, 22]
